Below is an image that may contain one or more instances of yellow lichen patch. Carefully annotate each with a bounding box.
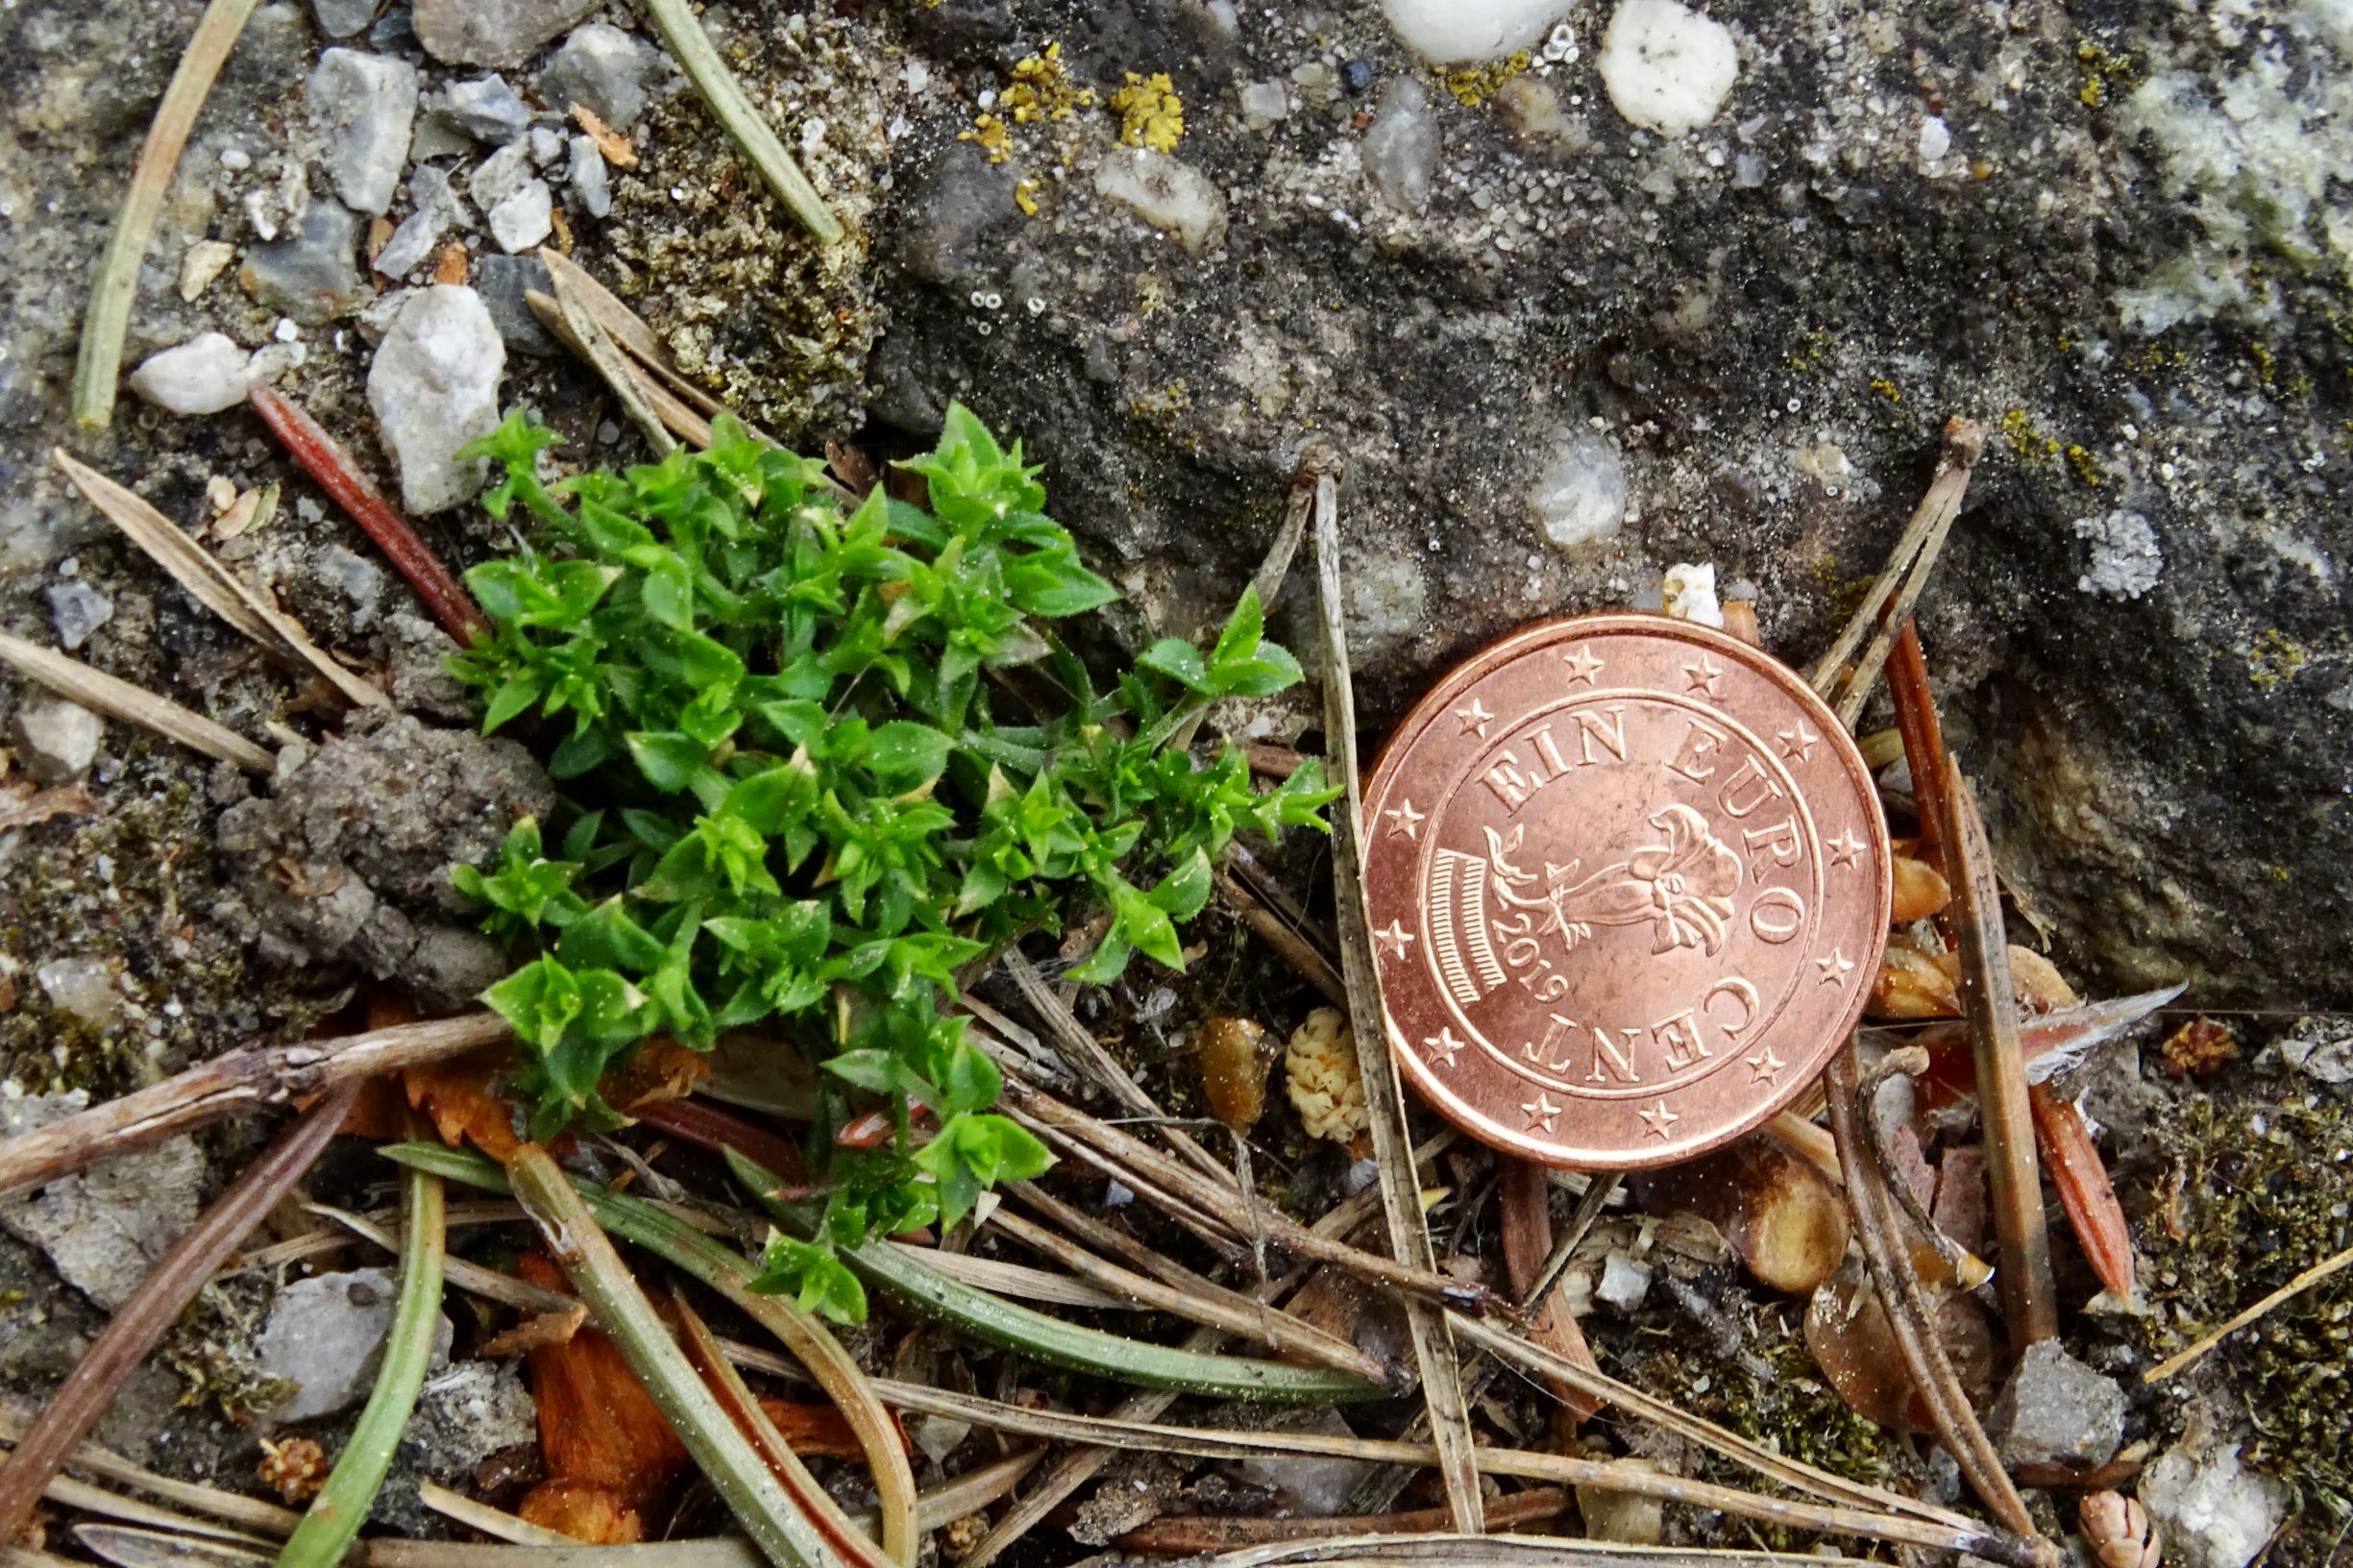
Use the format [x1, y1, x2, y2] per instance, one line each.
[958, 111, 1011, 163]
[2247, 629, 2308, 688]
[2065, 444, 2107, 485]
[2075, 39, 2133, 110]
[1439, 51, 1532, 109]
[1869, 378, 1901, 404]
[1004, 41, 1092, 124]
[2000, 407, 2060, 460]
[1014, 178, 1041, 215]
[1111, 71, 1185, 152]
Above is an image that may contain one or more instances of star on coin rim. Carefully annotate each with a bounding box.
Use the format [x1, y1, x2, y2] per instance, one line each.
[1363, 612, 1893, 1172]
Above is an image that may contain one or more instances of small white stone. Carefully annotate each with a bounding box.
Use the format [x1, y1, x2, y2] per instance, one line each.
[1239, 81, 1288, 129]
[1598, 1250, 1653, 1311]
[1093, 148, 1228, 255]
[307, 49, 419, 215]
[1383, 0, 1573, 64]
[1662, 562, 1724, 627]
[1363, 77, 1442, 213]
[178, 239, 235, 303]
[257, 1269, 453, 1423]
[568, 134, 611, 217]
[11, 699, 102, 785]
[1918, 114, 1951, 161]
[1598, 0, 1740, 135]
[487, 180, 554, 252]
[1530, 426, 1629, 551]
[126, 332, 254, 415]
[35, 957, 119, 1028]
[367, 284, 506, 514]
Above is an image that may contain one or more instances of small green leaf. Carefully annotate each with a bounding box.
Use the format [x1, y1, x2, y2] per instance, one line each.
[625, 731, 707, 792]
[1138, 638, 1213, 693]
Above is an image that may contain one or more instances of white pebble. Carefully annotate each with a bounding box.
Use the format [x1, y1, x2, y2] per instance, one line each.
[1598, 0, 1739, 135]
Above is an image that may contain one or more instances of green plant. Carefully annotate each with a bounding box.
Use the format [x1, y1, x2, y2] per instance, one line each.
[450, 404, 1334, 1321]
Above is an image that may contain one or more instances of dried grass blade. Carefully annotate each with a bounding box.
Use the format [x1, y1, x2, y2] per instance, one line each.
[51, 451, 384, 709]
[0, 1461, 271, 1546]
[502, 1142, 837, 1568]
[1213, 1535, 1825, 1568]
[372, 1545, 757, 1568]
[1443, 1309, 1983, 1530]
[983, 1206, 1395, 1385]
[2029, 1085, 2137, 1304]
[865, 1381, 2040, 1564]
[1807, 419, 1985, 725]
[0, 1406, 299, 1539]
[70, 1525, 269, 1567]
[0, 630, 274, 773]
[525, 291, 715, 451]
[1311, 462, 1483, 1531]
[670, 1288, 895, 1568]
[541, 252, 674, 456]
[533, 251, 727, 418]
[1941, 765, 2058, 1348]
[0, 1083, 361, 1543]
[378, 1143, 929, 1568]
[954, 1134, 1449, 1568]
[71, 0, 260, 427]
[1823, 1041, 2037, 1539]
[888, 1243, 1132, 1311]
[636, 0, 844, 244]
[0, 1012, 506, 1202]
[1120, 1488, 1568, 1553]
[415, 1481, 576, 1545]
[1214, 869, 1347, 1007]
[1885, 624, 1952, 877]
[304, 1202, 582, 1320]
[1001, 1084, 1490, 1310]
[2143, 1240, 2353, 1384]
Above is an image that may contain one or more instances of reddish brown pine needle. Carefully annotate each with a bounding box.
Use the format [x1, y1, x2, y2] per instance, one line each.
[632, 1097, 807, 1185]
[0, 1081, 361, 1543]
[2029, 1085, 2138, 1303]
[247, 384, 488, 646]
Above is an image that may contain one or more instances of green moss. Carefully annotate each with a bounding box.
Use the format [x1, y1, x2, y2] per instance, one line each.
[2135, 1091, 2353, 1519]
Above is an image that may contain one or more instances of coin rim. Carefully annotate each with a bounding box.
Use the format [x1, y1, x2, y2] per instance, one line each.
[1362, 612, 1894, 1169]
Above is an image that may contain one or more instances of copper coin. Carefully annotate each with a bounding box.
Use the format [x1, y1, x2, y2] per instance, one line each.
[1362, 614, 1891, 1169]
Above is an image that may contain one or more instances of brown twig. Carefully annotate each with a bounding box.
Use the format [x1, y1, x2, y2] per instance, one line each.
[1942, 764, 2059, 1349]
[0, 1081, 360, 1542]
[1824, 1041, 2040, 1541]
[1885, 624, 1952, 879]
[1497, 1157, 1603, 1421]
[1808, 418, 1985, 727]
[1311, 456, 1483, 1531]
[1116, 1487, 1569, 1553]
[1214, 869, 1347, 1006]
[0, 1012, 507, 1202]
[247, 384, 489, 646]
[0, 631, 276, 773]
[72, 0, 261, 428]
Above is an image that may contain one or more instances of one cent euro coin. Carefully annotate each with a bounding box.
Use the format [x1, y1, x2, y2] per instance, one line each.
[1362, 614, 1891, 1169]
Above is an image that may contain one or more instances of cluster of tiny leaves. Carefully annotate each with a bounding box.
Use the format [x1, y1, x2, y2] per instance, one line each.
[449, 404, 1335, 1321]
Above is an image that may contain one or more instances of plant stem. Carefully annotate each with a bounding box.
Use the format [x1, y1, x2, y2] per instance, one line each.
[503, 1142, 833, 1568]
[277, 1160, 446, 1567]
[0, 1012, 507, 1202]
[636, 0, 845, 245]
[71, 0, 262, 428]
[0, 1082, 360, 1544]
[247, 385, 490, 646]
